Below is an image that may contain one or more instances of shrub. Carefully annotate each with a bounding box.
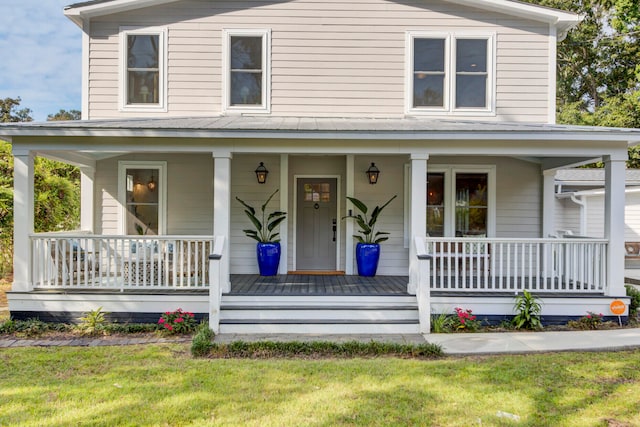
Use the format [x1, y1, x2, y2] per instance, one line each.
[626, 284, 640, 319]
[431, 312, 454, 333]
[158, 308, 197, 334]
[191, 322, 215, 357]
[568, 311, 605, 330]
[451, 307, 481, 332]
[512, 290, 543, 330]
[77, 307, 109, 336]
[208, 340, 443, 359]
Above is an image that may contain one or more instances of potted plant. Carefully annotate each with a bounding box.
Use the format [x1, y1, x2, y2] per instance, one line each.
[236, 189, 287, 276]
[343, 195, 396, 276]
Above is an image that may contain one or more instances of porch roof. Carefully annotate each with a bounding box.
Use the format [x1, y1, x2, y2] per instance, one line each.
[2, 116, 640, 144]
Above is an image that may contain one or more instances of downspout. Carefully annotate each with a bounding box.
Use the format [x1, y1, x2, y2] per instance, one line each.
[569, 193, 587, 236]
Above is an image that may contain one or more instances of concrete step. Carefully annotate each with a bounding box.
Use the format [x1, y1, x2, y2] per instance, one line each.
[219, 322, 421, 334]
[218, 294, 420, 334]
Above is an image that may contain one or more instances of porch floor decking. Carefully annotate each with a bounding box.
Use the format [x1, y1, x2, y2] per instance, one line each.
[228, 274, 410, 296]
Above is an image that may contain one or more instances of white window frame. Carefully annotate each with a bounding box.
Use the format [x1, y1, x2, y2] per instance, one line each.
[404, 165, 496, 241]
[119, 26, 168, 112]
[222, 28, 271, 114]
[406, 32, 495, 116]
[117, 161, 167, 235]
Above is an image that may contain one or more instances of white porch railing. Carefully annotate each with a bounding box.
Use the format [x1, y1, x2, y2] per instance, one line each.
[420, 237, 608, 293]
[31, 233, 216, 290]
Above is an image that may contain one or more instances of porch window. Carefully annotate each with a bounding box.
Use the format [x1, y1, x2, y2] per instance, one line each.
[118, 162, 166, 235]
[120, 27, 166, 111]
[408, 32, 494, 114]
[426, 167, 494, 237]
[223, 29, 271, 113]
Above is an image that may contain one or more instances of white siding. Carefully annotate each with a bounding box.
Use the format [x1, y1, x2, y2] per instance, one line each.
[88, 0, 551, 122]
[554, 191, 640, 240]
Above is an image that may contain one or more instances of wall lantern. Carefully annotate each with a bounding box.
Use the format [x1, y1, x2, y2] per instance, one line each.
[147, 171, 156, 192]
[255, 162, 269, 184]
[366, 162, 380, 185]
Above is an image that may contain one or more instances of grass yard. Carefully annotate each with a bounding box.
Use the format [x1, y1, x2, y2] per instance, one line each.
[1, 344, 639, 426]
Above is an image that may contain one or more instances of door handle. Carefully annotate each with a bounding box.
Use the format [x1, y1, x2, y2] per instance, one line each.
[332, 219, 337, 242]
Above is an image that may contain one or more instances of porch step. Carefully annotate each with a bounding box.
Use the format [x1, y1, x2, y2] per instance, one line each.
[218, 294, 420, 334]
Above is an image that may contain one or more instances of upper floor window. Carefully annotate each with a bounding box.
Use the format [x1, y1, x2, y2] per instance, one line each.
[120, 27, 167, 111]
[223, 29, 271, 113]
[408, 33, 494, 115]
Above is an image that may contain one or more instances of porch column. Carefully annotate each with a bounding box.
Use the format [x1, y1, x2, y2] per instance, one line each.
[345, 155, 355, 274]
[408, 153, 428, 294]
[542, 170, 556, 238]
[213, 151, 232, 293]
[13, 151, 34, 291]
[80, 166, 95, 233]
[279, 154, 289, 274]
[604, 155, 626, 296]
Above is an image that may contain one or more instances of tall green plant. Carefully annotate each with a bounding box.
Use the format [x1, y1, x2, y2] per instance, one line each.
[512, 290, 543, 330]
[236, 189, 287, 243]
[343, 195, 397, 244]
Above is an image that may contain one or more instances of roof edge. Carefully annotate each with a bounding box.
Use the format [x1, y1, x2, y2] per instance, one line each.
[64, 0, 582, 33]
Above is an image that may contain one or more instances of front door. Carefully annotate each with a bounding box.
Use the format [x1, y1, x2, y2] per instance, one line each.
[296, 178, 337, 271]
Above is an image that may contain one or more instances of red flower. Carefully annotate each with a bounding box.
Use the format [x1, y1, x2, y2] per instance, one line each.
[175, 317, 184, 323]
[158, 318, 165, 324]
[165, 324, 173, 331]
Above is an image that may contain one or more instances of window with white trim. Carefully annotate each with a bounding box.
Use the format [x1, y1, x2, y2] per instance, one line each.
[118, 161, 167, 235]
[120, 27, 166, 111]
[223, 29, 271, 113]
[408, 33, 494, 114]
[426, 166, 495, 237]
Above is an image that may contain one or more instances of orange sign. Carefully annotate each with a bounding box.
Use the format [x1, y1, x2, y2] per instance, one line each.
[610, 300, 626, 315]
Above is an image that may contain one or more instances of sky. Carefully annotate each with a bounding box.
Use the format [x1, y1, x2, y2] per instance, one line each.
[0, 1, 82, 121]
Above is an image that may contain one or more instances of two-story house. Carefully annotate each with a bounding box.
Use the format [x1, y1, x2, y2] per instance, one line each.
[2, 0, 640, 334]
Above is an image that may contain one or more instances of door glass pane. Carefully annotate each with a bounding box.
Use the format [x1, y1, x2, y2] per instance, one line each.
[427, 173, 445, 237]
[303, 183, 331, 203]
[125, 168, 159, 235]
[455, 173, 487, 236]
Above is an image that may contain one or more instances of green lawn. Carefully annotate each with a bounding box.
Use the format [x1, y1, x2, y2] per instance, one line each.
[1, 344, 639, 426]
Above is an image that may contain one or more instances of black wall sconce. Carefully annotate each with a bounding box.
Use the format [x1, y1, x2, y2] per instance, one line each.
[366, 162, 380, 185]
[255, 162, 269, 184]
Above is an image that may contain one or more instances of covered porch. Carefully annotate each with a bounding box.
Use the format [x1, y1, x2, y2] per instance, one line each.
[3, 116, 639, 333]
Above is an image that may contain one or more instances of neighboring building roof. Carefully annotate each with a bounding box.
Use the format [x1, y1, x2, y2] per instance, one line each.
[2, 116, 640, 141]
[556, 169, 640, 187]
[64, 0, 582, 38]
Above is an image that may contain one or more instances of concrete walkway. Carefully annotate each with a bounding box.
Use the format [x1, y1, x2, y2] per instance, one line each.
[2, 329, 640, 355]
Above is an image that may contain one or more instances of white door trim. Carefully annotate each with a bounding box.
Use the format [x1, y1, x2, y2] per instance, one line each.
[292, 174, 342, 272]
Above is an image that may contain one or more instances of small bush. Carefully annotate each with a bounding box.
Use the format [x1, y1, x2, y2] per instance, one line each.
[191, 322, 214, 357]
[626, 284, 640, 319]
[451, 307, 481, 332]
[431, 312, 455, 333]
[208, 340, 443, 359]
[568, 311, 605, 330]
[0, 318, 73, 337]
[158, 308, 197, 334]
[512, 290, 543, 330]
[77, 307, 109, 336]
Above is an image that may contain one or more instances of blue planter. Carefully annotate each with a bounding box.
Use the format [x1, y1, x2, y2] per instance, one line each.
[257, 242, 281, 276]
[356, 243, 380, 277]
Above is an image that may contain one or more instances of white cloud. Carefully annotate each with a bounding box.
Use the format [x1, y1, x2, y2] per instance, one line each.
[0, 0, 82, 121]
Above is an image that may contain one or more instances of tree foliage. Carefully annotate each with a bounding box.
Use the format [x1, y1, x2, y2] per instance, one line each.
[0, 98, 80, 276]
[47, 109, 81, 121]
[524, 0, 640, 166]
